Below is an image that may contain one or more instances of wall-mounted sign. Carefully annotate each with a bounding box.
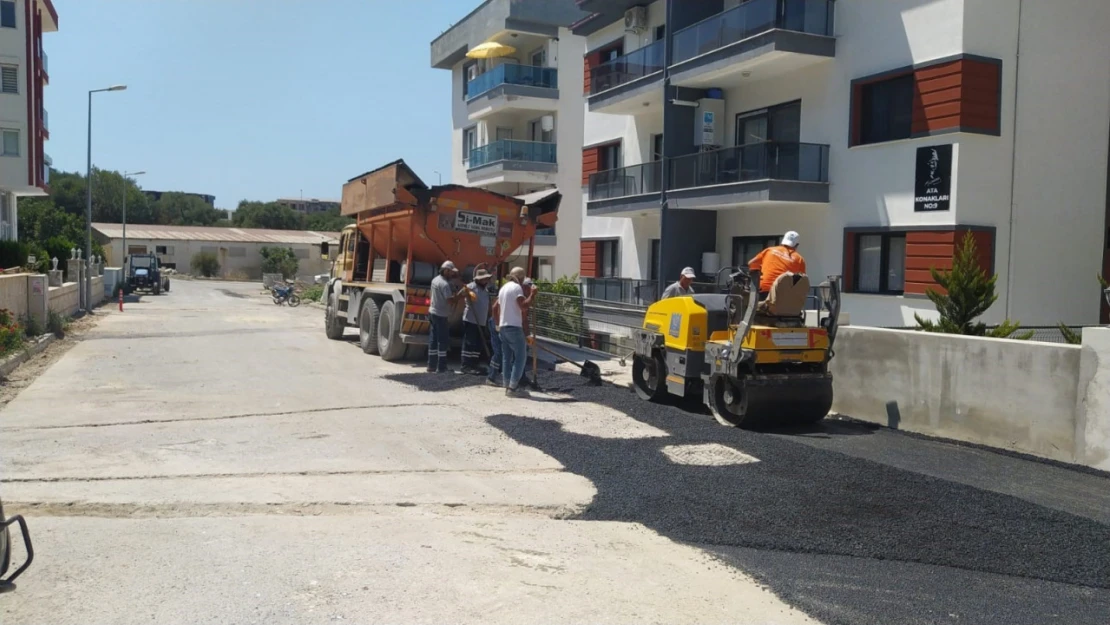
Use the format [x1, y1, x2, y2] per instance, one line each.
[454, 210, 498, 236]
[914, 144, 952, 212]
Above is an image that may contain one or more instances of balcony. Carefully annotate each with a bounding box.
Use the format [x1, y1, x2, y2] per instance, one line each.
[588, 40, 665, 115]
[41, 108, 48, 137]
[587, 162, 663, 215]
[466, 139, 558, 186]
[39, 50, 48, 83]
[667, 141, 830, 209]
[465, 63, 559, 120]
[582, 277, 659, 307]
[670, 0, 835, 89]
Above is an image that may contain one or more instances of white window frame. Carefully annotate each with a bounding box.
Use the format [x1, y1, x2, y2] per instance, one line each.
[0, 128, 18, 157]
[0, 64, 17, 94]
[0, 0, 15, 29]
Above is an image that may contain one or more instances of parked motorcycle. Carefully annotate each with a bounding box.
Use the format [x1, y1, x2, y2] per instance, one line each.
[272, 282, 301, 307]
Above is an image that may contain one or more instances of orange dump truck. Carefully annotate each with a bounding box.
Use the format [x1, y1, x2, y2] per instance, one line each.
[322, 159, 561, 360]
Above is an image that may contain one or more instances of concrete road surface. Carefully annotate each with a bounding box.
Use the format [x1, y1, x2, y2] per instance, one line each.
[2, 279, 1109, 625]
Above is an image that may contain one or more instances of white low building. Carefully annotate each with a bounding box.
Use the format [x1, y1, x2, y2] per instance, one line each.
[93, 223, 339, 282]
[572, 0, 1110, 327]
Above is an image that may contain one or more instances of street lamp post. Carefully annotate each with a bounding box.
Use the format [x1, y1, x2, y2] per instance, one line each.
[121, 170, 145, 271]
[85, 84, 127, 313]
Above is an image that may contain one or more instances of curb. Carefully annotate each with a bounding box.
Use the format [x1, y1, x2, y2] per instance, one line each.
[0, 334, 57, 378]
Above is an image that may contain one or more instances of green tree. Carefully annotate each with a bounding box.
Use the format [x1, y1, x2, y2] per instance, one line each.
[914, 232, 1033, 339]
[191, 252, 220, 277]
[152, 192, 223, 226]
[532, 274, 583, 344]
[260, 246, 299, 278]
[233, 201, 304, 230]
[304, 208, 354, 232]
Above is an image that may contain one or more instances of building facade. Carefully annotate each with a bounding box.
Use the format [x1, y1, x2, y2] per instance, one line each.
[0, 0, 57, 241]
[275, 198, 340, 215]
[573, 0, 1110, 327]
[92, 223, 339, 282]
[431, 0, 590, 281]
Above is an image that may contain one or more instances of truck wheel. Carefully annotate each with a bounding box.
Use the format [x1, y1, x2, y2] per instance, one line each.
[359, 299, 380, 355]
[153, 283, 161, 295]
[324, 292, 345, 340]
[376, 302, 406, 362]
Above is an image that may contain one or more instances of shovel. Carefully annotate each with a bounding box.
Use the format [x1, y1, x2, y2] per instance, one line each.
[531, 340, 603, 386]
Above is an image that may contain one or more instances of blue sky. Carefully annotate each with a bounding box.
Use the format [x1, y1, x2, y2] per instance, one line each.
[46, 0, 470, 210]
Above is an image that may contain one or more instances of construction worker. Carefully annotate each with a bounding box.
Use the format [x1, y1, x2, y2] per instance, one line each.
[460, 268, 493, 375]
[487, 276, 531, 388]
[427, 260, 466, 373]
[497, 267, 536, 396]
[661, 267, 697, 299]
[748, 230, 806, 299]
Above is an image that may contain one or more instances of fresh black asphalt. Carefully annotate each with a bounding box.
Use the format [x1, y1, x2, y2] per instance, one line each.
[388, 368, 1110, 625]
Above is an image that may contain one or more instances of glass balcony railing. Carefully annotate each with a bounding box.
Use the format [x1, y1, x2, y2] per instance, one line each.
[588, 162, 663, 201]
[39, 50, 48, 75]
[41, 108, 47, 132]
[468, 140, 557, 169]
[466, 63, 558, 99]
[669, 141, 830, 190]
[672, 0, 834, 65]
[590, 39, 664, 96]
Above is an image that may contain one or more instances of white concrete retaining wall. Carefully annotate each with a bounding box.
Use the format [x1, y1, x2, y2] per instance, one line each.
[0, 273, 31, 318]
[830, 326, 1110, 471]
[48, 283, 79, 318]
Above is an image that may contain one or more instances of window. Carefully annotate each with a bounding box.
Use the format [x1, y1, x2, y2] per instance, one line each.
[655, 24, 666, 41]
[0, 1, 15, 28]
[462, 126, 477, 163]
[599, 240, 619, 277]
[1, 129, 17, 156]
[155, 245, 174, 256]
[200, 246, 218, 255]
[529, 118, 553, 143]
[855, 232, 907, 294]
[599, 143, 621, 171]
[462, 61, 479, 98]
[229, 247, 247, 258]
[858, 74, 914, 145]
[732, 236, 778, 269]
[128, 245, 148, 256]
[531, 47, 547, 68]
[0, 65, 16, 94]
[651, 134, 663, 161]
[495, 127, 513, 141]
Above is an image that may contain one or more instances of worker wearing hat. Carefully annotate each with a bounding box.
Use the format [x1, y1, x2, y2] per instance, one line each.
[460, 267, 493, 375]
[748, 230, 807, 298]
[427, 260, 467, 373]
[661, 267, 697, 299]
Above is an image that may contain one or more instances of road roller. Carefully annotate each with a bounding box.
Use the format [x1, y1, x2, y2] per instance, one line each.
[631, 269, 842, 428]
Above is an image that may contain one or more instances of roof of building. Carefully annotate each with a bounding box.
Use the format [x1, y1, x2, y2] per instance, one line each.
[274, 198, 340, 204]
[92, 223, 340, 245]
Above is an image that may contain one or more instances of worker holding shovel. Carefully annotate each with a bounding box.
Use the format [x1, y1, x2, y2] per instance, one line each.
[460, 268, 493, 375]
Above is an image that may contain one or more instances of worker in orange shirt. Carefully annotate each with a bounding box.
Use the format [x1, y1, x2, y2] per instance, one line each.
[748, 230, 806, 299]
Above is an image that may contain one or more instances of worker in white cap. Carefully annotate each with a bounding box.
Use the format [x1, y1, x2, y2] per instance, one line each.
[661, 266, 697, 299]
[748, 230, 806, 299]
[426, 260, 466, 373]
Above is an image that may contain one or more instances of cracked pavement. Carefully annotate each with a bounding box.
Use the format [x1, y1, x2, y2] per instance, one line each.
[2, 279, 1109, 625]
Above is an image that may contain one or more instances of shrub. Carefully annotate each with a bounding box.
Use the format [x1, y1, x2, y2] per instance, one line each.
[191, 251, 220, 277]
[0, 308, 24, 356]
[47, 309, 67, 338]
[532, 274, 583, 344]
[302, 284, 324, 302]
[914, 232, 1033, 340]
[260, 247, 299, 279]
[0, 240, 30, 271]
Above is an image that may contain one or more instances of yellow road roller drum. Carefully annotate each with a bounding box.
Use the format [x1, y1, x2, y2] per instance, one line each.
[631, 269, 842, 428]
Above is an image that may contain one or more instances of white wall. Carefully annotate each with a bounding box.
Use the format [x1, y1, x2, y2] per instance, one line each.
[0, 0, 30, 194]
[998, 0, 1110, 325]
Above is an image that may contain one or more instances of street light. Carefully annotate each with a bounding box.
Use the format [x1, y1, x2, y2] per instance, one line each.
[121, 170, 145, 270]
[85, 84, 127, 312]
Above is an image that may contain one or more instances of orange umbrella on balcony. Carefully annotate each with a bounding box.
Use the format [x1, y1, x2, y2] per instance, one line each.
[466, 41, 516, 59]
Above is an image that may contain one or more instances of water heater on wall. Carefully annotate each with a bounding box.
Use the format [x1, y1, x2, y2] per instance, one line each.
[541, 115, 554, 132]
[693, 97, 726, 148]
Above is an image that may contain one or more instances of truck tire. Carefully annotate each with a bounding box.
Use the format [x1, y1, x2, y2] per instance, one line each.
[376, 302, 406, 362]
[153, 283, 161, 295]
[324, 292, 345, 340]
[359, 299, 380, 355]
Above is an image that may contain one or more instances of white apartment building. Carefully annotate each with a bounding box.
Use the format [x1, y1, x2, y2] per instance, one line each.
[430, 0, 590, 281]
[0, 0, 56, 241]
[573, 0, 1110, 327]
